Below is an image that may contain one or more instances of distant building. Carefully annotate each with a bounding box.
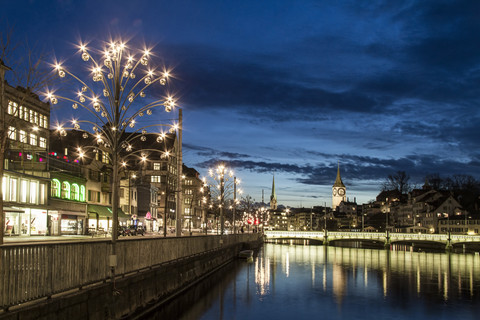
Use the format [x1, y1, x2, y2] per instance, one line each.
[270, 175, 277, 210]
[332, 163, 346, 210]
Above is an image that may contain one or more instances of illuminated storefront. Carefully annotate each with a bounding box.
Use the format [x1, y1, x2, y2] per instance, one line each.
[87, 204, 130, 233]
[3, 173, 49, 237]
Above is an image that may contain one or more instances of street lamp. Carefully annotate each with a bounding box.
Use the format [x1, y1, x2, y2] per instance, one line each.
[46, 39, 178, 279]
[205, 163, 240, 235]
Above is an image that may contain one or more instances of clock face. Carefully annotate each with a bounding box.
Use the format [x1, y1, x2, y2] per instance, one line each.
[338, 188, 345, 196]
[332, 189, 337, 196]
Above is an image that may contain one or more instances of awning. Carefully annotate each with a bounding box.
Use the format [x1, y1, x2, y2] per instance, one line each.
[87, 205, 130, 220]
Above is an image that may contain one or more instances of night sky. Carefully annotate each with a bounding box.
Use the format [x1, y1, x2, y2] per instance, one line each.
[2, 0, 480, 207]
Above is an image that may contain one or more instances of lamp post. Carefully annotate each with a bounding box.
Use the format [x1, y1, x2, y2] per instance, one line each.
[47, 39, 177, 282]
[206, 163, 240, 235]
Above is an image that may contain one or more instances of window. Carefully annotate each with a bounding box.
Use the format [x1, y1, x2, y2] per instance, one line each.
[29, 133, 37, 146]
[23, 107, 29, 121]
[88, 190, 92, 201]
[185, 189, 193, 195]
[61, 181, 71, 199]
[79, 186, 85, 202]
[39, 137, 46, 148]
[102, 151, 109, 164]
[71, 184, 79, 201]
[42, 115, 49, 129]
[29, 110, 34, 124]
[8, 126, 16, 140]
[29, 181, 38, 204]
[8, 101, 18, 115]
[184, 208, 191, 215]
[151, 176, 161, 183]
[51, 179, 60, 197]
[19, 105, 24, 119]
[33, 111, 39, 125]
[2, 177, 5, 201]
[20, 180, 28, 202]
[185, 179, 193, 186]
[9, 178, 17, 202]
[19, 130, 27, 143]
[153, 163, 161, 170]
[39, 183, 46, 205]
[185, 198, 192, 205]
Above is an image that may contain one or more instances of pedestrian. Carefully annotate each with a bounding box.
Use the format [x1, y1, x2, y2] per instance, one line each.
[241, 226, 244, 233]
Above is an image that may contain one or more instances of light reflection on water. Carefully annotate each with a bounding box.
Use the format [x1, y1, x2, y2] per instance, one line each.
[146, 244, 480, 320]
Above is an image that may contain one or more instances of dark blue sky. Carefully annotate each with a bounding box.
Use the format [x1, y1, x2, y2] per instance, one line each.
[2, 0, 480, 207]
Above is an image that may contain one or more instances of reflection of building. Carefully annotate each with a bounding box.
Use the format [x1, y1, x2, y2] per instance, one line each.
[2, 63, 50, 236]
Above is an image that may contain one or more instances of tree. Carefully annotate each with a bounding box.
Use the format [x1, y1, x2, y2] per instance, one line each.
[382, 171, 411, 194]
[0, 24, 53, 243]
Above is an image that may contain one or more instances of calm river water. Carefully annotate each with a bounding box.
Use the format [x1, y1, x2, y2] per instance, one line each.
[144, 243, 480, 320]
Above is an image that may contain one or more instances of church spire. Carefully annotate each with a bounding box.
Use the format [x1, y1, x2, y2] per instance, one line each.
[333, 162, 345, 188]
[270, 175, 277, 210]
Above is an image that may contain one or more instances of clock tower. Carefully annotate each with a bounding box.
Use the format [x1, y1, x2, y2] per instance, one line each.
[332, 163, 346, 210]
[270, 175, 277, 210]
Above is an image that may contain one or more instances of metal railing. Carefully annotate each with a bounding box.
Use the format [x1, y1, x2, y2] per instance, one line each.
[0, 234, 261, 310]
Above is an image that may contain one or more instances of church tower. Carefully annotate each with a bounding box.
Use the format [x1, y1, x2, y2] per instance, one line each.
[332, 163, 346, 210]
[270, 175, 277, 210]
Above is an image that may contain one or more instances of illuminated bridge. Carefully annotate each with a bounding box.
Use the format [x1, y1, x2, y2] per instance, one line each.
[264, 230, 480, 249]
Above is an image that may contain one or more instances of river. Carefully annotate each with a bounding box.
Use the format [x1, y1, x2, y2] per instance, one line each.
[143, 243, 480, 319]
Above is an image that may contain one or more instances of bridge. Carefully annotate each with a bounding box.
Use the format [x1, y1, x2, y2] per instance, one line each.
[264, 230, 480, 249]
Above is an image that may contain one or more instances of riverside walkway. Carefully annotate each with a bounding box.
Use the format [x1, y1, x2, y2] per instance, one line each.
[0, 233, 262, 319]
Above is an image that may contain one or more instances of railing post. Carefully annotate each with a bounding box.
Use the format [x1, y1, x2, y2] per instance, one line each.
[323, 229, 329, 246]
[384, 230, 391, 249]
[445, 231, 453, 252]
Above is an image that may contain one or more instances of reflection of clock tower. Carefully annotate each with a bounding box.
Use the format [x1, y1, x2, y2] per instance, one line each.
[332, 163, 346, 210]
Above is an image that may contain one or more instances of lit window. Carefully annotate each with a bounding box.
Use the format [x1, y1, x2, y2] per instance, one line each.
[71, 184, 79, 201]
[8, 127, 16, 140]
[9, 178, 17, 202]
[185, 208, 191, 215]
[2, 176, 6, 201]
[61, 181, 71, 199]
[151, 176, 161, 183]
[80, 186, 85, 202]
[19, 105, 24, 119]
[29, 133, 37, 146]
[8, 101, 18, 115]
[23, 107, 29, 121]
[153, 163, 161, 170]
[51, 179, 61, 197]
[20, 180, 28, 202]
[39, 137, 46, 148]
[29, 181, 38, 204]
[29, 110, 34, 124]
[19, 130, 27, 143]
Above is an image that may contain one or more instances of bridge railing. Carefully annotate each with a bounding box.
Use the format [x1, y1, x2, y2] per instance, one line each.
[265, 231, 480, 243]
[0, 234, 261, 310]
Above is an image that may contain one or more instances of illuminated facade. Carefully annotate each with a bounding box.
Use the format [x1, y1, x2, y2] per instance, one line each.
[332, 164, 346, 211]
[2, 80, 50, 236]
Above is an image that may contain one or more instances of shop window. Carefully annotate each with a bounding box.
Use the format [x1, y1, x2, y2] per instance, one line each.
[80, 186, 85, 202]
[61, 181, 71, 199]
[51, 179, 61, 198]
[71, 183, 79, 201]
